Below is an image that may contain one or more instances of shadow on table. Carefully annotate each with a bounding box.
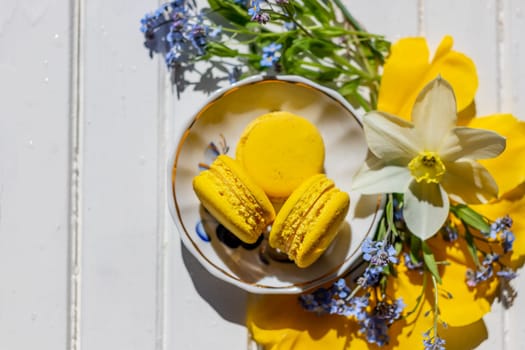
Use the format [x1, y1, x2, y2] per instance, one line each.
[181, 244, 247, 325]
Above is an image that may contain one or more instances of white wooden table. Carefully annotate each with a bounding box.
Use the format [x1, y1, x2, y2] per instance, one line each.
[1, 0, 524, 349]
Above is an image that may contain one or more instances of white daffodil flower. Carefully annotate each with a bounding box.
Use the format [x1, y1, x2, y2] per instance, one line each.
[352, 77, 506, 240]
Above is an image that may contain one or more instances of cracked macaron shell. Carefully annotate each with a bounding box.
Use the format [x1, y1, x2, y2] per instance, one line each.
[269, 174, 350, 268]
[192, 155, 276, 244]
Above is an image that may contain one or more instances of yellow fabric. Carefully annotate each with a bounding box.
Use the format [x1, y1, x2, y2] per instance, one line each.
[247, 35, 525, 350]
[247, 294, 354, 350]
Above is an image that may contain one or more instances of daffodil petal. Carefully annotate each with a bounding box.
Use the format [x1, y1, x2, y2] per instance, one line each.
[362, 111, 419, 161]
[439, 126, 506, 162]
[469, 114, 525, 195]
[247, 294, 353, 350]
[437, 261, 495, 326]
[352, 154, 412, 194]
[412, 77, 458, 150]
[404, 181, 449, 239]
[378, 36, 478, 119]
[439, 320, 488, 348]
[441, 161, 499, 203]
[377, 37, 431, 119]
[428, 36, 478, 113]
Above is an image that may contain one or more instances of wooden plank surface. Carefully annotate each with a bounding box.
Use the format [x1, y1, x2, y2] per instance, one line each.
[1, 0, 525, 349]
[79, 0, 160, 349]
[0, 1, 71, 349]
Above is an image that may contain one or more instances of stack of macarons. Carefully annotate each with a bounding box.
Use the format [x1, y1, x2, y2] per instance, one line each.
[192, 111, 350, 268]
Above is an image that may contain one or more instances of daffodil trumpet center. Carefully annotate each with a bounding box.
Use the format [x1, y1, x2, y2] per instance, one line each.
[408, 151, 446, 184]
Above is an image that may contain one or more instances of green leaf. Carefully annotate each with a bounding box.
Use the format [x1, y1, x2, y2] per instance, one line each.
[422, 241, 442, 284]
[301, 0, 334, 25]
[285, 38, 338, 59]
[450, 204, 490, 233]
[375, 216, 387, 241]
[464, 225, 481, 266]
[409, 234, 421, 263]
[311, 26, 348, 37]
[207, 0, 251, 26]
[206, 42, 239, 57]
[385, 194, 399, 237]
[337, 79, 360, 97]
[394, 239, 403, 256]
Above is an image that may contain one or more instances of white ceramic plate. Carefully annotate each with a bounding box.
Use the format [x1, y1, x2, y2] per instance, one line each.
[168, 75, 383, 294]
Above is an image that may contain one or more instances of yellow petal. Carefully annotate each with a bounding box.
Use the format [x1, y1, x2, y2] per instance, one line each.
[390, 238, 497, 328]
[439, 319, 488, 349]
[377, 37, 430, 119]
[425, 237, 499, 326]
[246, 294, 352, 350]
[468, 114, 525, 196]
[437, 258, 496, 326]
[378, 36, 477, 120]
[429, 36, 478, 113]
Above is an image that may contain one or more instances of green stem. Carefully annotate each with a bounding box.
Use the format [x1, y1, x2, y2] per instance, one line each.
[431, 275, 440, 340]
[462, 221, 481, 267]
[330, 0, 381, 107]
[331, 0, 364, 32]
[346, 284, 362, 301]
[271, 10, 313, 37]
[404, 272, 427, 317]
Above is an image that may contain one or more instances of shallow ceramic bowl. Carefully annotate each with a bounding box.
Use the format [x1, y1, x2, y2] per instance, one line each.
[168, 75, 382, 294]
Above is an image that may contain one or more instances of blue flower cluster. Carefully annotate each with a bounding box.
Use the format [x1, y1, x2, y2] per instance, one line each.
[299, 278, 369, 320]
[357, 238, 399, 287]
[360, 298, 405, 346]
[487, 215, 515, 253]
[423, 332, 446, 350]
[299, 278, 404, 346]
[140, 1, 221, 68]
[466, 252, 518, 287]
[497, 268, 518, 280]
[362, 238, 399, 265]
[466, 263, 494, 287]
[463, 215, 518, 287]
[403, 252, 423, 272]
[260, 43, 282, 67]
[248, 0, 270, 24]
[442, 222, 459, 242]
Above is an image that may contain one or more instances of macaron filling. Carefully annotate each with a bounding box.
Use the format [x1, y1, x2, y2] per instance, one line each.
[268, 174, 350, 267]
[193, 155, 275, 243]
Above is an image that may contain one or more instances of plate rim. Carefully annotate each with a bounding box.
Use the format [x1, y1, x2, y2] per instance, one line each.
[167, 74, 382, 294]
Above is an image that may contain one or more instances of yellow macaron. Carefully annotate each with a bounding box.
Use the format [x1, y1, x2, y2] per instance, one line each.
[192, 154, 276, 244]
[236, 111, 325, 202]
[269, 174, 350, 268]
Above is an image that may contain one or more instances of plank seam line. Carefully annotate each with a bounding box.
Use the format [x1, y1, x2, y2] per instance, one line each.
[155, 41, 169, 350]
[497, 0, 505, 112]
[496, 1, 510, 349]
[68, 0, 84, 349]
[417, 0, 425, 36]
